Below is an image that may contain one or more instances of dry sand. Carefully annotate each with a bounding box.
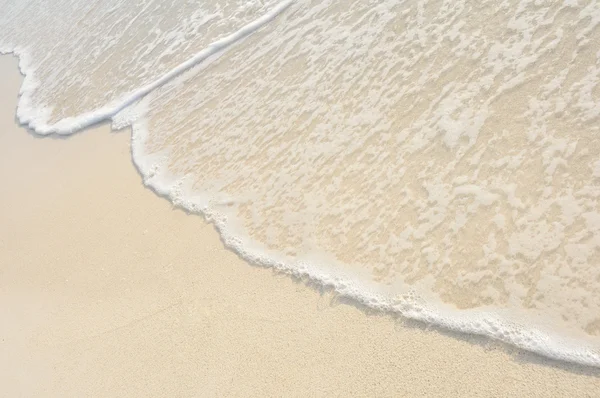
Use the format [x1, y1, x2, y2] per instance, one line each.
[0, 54, 599, 397]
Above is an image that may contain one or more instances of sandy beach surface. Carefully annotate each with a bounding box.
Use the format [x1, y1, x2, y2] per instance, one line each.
[1, 54, 599, 397]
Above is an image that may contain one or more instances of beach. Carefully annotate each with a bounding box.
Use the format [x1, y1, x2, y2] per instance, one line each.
[1, 52, 599, 397]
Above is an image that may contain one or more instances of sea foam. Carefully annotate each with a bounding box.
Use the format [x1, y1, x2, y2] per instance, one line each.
[2, 0, 600, 367]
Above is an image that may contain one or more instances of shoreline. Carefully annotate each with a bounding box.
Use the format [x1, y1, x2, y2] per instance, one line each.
[10, 40, 600, 368]
[7, 43, 600, 368]
[1, 53, 600, 397]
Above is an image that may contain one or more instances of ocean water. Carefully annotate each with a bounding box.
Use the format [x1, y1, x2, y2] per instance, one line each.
[2, 0, 600, 367]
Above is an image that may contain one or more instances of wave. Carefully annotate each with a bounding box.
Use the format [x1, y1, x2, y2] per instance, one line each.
[2, 0, 600, 368]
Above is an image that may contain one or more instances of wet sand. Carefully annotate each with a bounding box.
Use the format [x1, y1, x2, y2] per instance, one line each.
[0, 55, 599, 397]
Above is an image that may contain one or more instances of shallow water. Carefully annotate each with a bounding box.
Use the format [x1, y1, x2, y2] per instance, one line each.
[2, 0, 600, 366]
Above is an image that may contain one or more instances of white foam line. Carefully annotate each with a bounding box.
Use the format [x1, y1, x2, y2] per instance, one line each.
[5, 0, 600, 369]
[17, 0, 295, 136]
[129, 115, 600, 369]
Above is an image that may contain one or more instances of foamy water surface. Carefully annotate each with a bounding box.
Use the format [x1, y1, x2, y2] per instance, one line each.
[2, 0, 600, 367]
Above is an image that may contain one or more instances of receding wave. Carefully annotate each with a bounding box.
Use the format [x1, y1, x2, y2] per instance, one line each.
[2, 0, 600, 367]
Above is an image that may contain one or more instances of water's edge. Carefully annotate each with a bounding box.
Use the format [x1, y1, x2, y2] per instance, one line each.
[2, 4, 600, 369]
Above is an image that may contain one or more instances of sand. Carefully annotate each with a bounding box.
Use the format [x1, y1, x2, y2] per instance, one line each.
[0, 54, 599, 397]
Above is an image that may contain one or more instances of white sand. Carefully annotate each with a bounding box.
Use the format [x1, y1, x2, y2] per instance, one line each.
[0, 55, 599, 397]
